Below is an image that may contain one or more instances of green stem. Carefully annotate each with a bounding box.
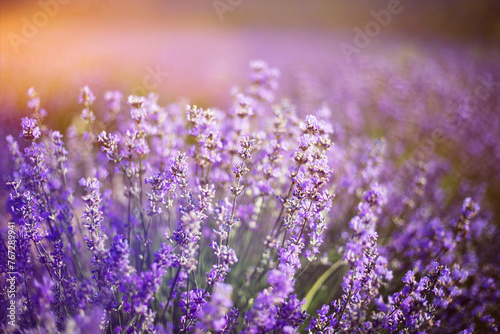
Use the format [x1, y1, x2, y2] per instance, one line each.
[304, 260, 341, 311]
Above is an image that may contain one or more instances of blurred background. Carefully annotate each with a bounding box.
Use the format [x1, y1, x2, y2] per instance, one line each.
[1, 0, 499, 118]
[1, 0, 500, 214]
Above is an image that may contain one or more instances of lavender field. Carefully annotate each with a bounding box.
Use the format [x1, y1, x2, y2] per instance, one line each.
[1, 1, 500, 333]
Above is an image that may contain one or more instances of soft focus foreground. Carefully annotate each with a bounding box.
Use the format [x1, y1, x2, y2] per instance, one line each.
[1, 60, 500, 332]
[1, 1, 500, 333]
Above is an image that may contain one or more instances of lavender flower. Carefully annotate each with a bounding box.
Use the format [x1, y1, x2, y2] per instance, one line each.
[3, 59, 500, 333]
[27, 87, 47, 121]
[21, 117, 41, 141]
[104, 90, 123, 114]
[196, 283, 233, 331]
[179, 289, 208, 332]
[98, 131, 121, 163]
[78, 85, 97, 140]
[248, 60, 280, 103]
[79, 177, 108, 289]
[50, 131, 69, 177]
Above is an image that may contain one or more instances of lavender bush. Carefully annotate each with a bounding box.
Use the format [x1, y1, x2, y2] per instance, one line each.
[1, 61, 499, 333]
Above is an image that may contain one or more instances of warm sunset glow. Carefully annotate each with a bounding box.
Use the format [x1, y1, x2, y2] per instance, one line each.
[1, 1, 499, 333]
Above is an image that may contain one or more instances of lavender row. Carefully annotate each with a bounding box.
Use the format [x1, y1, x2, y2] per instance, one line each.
[1, 61, 499, 333]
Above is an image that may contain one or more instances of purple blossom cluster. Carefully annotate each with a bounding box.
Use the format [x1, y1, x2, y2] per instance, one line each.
[1, 62, 499, 334]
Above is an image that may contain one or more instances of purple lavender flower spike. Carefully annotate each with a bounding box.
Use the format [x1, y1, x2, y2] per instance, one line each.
[21, 117, 41, 141]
